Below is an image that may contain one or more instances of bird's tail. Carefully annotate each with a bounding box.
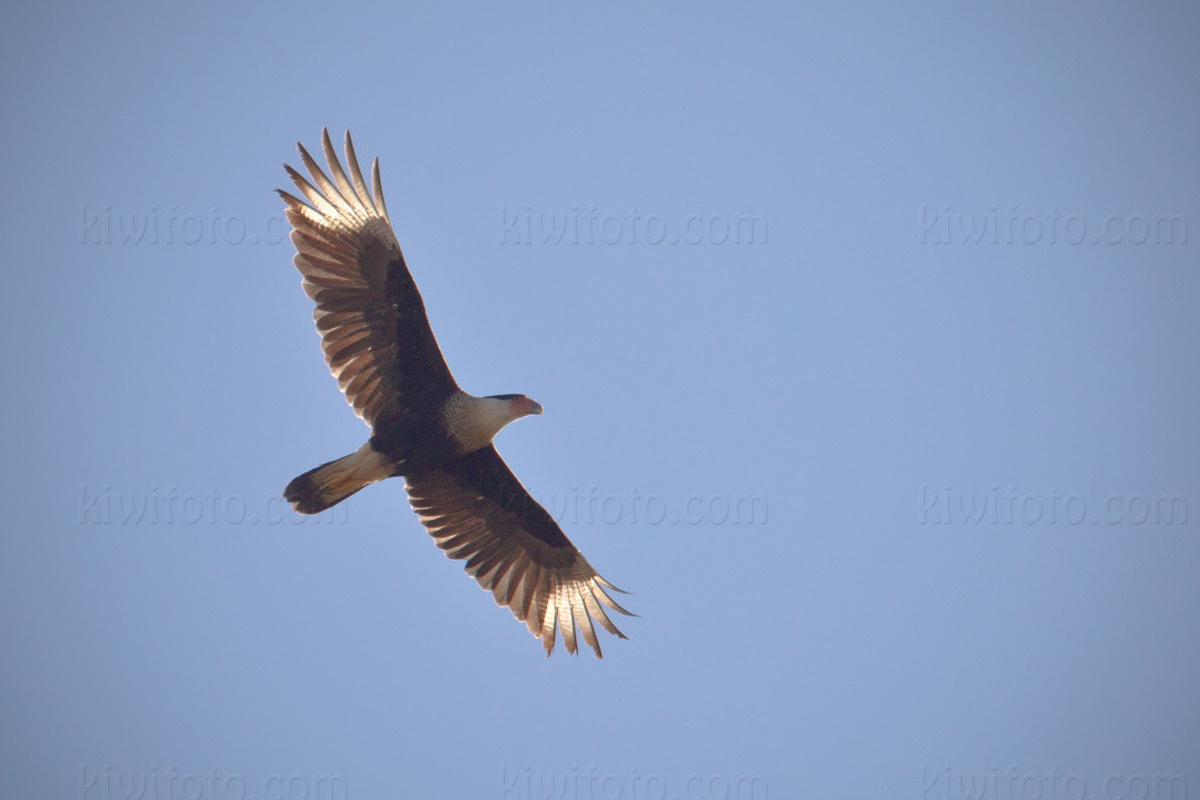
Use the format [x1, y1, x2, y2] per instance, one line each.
[284, 442, 392, 514]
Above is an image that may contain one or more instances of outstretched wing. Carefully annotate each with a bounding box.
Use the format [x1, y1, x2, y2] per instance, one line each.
[404, 446, 634, 658]
[279, 128, 459, 424]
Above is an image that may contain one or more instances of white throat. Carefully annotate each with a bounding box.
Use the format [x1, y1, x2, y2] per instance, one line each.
[444, 393, 519, 453]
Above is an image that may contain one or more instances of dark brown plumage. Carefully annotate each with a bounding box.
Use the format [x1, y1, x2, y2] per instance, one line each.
[278, 129, 632, 657]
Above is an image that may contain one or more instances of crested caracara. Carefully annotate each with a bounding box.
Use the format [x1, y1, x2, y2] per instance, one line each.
[278, 129, 632, 658]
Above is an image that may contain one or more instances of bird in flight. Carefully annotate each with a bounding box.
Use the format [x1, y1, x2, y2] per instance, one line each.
[278, 129, 632, 657]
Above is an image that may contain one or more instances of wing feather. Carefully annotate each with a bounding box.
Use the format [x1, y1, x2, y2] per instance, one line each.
[321, 130, 369, 225]
[404, 446, 633, 658]
[371, 157, 391, 224]
[342, 130, 378, 213]
[279, 128, 459, 424]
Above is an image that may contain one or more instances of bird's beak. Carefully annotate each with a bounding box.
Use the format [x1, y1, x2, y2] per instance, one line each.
[529, 401, 544, 415]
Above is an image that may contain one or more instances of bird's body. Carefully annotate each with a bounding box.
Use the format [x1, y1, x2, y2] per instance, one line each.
[278, 129, 631, 657]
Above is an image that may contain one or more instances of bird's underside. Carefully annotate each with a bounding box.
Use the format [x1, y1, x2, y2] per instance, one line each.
[277, 128, 632, 657]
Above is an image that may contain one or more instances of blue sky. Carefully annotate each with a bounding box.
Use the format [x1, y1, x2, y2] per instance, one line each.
[3, 2, 1199, 799]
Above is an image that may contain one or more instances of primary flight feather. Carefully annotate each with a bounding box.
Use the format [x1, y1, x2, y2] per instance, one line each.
[278, 128, 632, 658]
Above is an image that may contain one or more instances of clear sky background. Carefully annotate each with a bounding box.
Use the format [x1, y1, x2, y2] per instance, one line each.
[3, 3, 1198, 799]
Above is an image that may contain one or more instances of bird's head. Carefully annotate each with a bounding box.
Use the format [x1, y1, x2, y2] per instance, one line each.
[490, 393, 543, 419]
[451, 393, 543, 453]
